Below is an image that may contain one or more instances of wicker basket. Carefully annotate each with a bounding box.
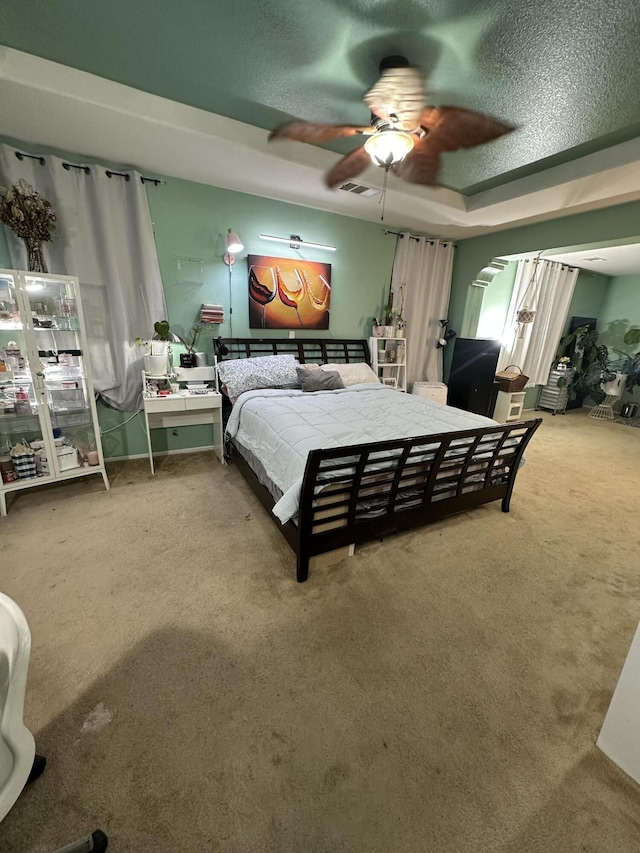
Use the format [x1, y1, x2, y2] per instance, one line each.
[495, 365, 529, 392]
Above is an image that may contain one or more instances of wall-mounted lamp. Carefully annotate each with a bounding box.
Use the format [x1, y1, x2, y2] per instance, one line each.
[259, 233, 336, 253]
[436, 319, 457, 349]
[223, 229, 244, 266]
[222, 229, 243, 336]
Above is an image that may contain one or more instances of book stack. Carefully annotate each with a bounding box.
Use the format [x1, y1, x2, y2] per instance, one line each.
[200, 304, 224, 324]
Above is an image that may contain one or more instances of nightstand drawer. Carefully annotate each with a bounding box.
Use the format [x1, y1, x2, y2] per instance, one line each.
[144, 397, 186, 413]
[184, 394, 221, 411]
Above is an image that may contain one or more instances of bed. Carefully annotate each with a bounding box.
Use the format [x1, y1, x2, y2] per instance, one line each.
[215, 337, 541, 582]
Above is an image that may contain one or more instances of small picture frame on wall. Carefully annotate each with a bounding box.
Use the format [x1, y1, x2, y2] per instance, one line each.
[382, 377, 397, 388]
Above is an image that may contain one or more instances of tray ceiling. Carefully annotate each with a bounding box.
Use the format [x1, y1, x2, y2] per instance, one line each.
[1, 0, 640, 237]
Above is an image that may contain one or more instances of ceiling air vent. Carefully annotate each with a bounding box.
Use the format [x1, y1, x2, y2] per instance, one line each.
[339, 182, 380, 198]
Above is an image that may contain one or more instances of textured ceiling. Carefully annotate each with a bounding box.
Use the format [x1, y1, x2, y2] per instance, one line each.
[2, 0, 640, 193]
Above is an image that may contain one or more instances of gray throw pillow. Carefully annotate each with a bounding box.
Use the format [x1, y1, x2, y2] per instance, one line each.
[296, 366, 344, 392]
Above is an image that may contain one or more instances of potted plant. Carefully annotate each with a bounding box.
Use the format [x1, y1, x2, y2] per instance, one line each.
[135, 319, 179, 375]
[178, 323, 202, 368]
[556, 324, 640, 405]
[389, 282, 407, 337]
[618, 328, 640, 407]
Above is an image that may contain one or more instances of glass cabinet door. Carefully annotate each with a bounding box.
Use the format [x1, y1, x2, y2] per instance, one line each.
[0, 272, 47, 470]
[20, 274, 97, 476]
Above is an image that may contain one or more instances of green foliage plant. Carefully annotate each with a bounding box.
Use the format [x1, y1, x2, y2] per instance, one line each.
[556, 324, 640, 403]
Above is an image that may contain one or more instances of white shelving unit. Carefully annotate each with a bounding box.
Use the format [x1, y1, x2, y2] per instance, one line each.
[370, 335, 407, 392]
[493, 390, 526, 423]
[0, 270, 109, 515]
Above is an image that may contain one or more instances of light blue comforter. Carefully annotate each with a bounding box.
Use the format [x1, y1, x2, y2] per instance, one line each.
[226, 384, 498, 524]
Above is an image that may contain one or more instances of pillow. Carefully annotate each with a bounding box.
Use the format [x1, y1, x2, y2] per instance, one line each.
[216, 354, 299, 399]
[320, 362, 379, 386]
[296, 366, 344, 392]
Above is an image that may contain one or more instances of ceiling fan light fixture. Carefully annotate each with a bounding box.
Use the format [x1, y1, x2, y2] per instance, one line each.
[364, 130, 415, 167]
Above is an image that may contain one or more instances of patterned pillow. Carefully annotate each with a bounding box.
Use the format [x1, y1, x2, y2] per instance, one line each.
[216, 354, 299, 399]
[296, 366, 344, 392]
[320, 362, 379, 386]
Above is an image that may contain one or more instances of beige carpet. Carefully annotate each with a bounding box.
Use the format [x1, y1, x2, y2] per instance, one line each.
[1, 410, 639, 852]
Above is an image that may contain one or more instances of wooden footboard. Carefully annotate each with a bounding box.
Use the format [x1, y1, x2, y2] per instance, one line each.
[294, 419, 541, 582]
[231, 418, 541, 582]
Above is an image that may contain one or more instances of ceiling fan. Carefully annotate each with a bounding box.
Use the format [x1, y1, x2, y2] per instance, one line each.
[269, 56, 514, 189]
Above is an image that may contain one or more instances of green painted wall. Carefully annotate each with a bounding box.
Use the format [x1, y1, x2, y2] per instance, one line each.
[562, 270, 610, 336]
[598, 274, 640, 342]
[598, 274, 640, 405]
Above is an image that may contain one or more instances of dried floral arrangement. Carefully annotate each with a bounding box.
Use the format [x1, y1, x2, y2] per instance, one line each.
[0, 179, 56, 272]
[0, 178, 56, 240]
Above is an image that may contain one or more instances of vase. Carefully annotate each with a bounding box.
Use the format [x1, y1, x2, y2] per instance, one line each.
[23, 237, 48, 273]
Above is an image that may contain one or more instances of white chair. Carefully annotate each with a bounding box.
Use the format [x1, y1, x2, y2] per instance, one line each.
[0, 592, 108, 852]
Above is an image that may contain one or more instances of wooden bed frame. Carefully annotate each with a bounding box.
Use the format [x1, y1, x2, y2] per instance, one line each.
[215, 337, 541, 583]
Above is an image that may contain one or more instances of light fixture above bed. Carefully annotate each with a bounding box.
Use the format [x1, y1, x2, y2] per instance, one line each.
[259, 233, 336, 252]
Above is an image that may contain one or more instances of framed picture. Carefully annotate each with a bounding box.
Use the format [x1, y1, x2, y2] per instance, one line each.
[248, 254, 331, 330]
[382, 377, 397, 388]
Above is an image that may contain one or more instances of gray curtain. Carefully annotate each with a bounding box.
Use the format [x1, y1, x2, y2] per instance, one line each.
[0, 145, 166, 411]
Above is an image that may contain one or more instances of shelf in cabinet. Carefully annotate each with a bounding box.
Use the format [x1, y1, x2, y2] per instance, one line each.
[0, 372, 33, 383]
[0, 411, 40, 422]
[34, 326, 80, 332]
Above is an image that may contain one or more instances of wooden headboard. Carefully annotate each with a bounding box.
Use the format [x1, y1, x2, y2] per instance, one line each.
[214, 337, 371, 366]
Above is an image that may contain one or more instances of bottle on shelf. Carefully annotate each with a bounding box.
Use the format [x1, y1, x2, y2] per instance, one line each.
[15, 387, 31, 415]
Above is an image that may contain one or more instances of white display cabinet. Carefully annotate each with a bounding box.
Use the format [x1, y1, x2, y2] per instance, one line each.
[370, 335, 407, 392]
[0, 270, 109, 515]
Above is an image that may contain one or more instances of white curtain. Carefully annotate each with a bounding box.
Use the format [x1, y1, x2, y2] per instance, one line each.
[0, 145, 166, 411]
[499, 258, 579, 386]
[390, 235, 455, 387]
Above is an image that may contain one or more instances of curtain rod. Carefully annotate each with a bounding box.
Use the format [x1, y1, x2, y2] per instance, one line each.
[14, 150, 163, 186]
[383, 228, 457, 247]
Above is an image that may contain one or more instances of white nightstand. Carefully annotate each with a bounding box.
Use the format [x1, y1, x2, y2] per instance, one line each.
[493, 390, 526, 423]
[142, 385, 223, 474]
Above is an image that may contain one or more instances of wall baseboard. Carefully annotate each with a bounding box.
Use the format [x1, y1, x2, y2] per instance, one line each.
[105, 444, 215, 463]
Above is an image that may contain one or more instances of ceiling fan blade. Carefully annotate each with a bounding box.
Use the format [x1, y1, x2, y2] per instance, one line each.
[269, 120, 373, 145]
[364, 66, 427, 130]
[325, 146, 372, 188]
[392, 140, 441, 185]
[418, 106, 514, 152]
